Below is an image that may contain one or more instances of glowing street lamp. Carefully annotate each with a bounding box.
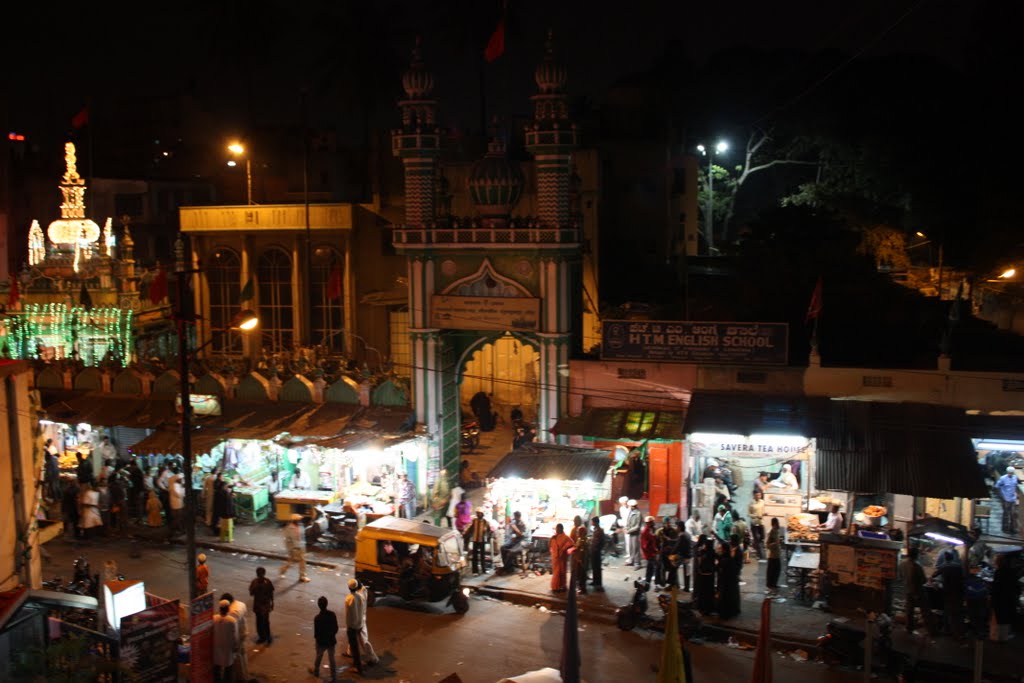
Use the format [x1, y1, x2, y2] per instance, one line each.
[999, 268, 1016, 280]
[697, 140, 729, 254]
[227, 142, 253, 205]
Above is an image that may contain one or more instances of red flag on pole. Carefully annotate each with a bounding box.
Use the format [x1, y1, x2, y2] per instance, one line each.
[149, 266, 168, 304]
[805, 276, 823, 324]
[326, 264, 343, 300]
[7, 275, 19, 307]
[484, 19, 505, 62]
[71, 107, 90, 129]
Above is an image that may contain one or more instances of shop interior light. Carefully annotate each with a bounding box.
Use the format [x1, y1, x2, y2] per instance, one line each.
[924, 531, 966, 546]
[974, 440, 1024, 451]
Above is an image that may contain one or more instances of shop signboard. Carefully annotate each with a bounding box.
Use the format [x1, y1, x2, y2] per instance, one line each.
[431, 295, 540, 331]
[601, 320, 788, 365]
[119, 599, 180, 683]
[190, 591, 215, 683]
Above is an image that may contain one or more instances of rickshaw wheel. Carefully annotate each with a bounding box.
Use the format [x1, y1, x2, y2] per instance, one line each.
[451, 591, 469, 614]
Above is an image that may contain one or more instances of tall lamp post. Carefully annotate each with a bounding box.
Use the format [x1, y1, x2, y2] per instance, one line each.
[913, 231, 945, 299]
[227, 142, 253, 205]
[175, 241, 258, 602]
[697, 140, 728, 254]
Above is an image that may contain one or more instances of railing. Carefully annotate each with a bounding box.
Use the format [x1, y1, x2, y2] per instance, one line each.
[393, 225, 580, 246]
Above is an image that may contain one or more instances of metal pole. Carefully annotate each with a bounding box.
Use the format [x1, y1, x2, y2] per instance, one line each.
[937, 242, 944, 300]
[303, 90, 312, 346]
[863, 613, 873, 683]
[246, 158, 253, 205]
[972, 637, 983, 683]
[707, 153, 715, 254]
[176, 267, 198, 604]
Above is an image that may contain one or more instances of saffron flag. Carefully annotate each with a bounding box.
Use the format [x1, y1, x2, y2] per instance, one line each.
[326, 264, 343, 300]
[72, 107, 89, 129]
[149, 266, 168, 304]
[7, 275, 19, 307]
[239, 277, 254, 304]
[484, 19, 505, 62]
[656, 587, 688, 683]
[805, 276, 823, 324]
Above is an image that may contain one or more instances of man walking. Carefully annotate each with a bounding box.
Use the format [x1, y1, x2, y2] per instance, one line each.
[310, 596, 338, 682]
[995, 466, 1019, 535]
[212, 599, 237, 682]
[343, 579, 378, 666]
[589, 517, 605, 592]
[625, 500, 642, 567]
[249, 567, 275, 645]
[343, 580, 366, 676]
[765, 517, 782, 596]
[465, 509, 491, 575]
[280, 514, 311, 582]
[748, 491, 765, 560]
[397, 473, 416, 519]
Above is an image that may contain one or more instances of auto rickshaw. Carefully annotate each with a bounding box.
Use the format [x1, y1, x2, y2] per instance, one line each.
[354, 516, 470, 614]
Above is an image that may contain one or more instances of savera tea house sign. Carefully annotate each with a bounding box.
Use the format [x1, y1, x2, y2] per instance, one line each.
[601, 320, 788, 365]
[431, 295, 540, 331]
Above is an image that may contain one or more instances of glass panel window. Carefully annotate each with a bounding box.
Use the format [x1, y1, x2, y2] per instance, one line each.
[310, 245, 344, 351]
[257, 247, 294, 351]
[207, 248, 241, 353]
[389, 309, 411, 378]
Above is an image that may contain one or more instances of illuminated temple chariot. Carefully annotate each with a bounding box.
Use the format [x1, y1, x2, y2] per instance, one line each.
[1, 143, 140, 365]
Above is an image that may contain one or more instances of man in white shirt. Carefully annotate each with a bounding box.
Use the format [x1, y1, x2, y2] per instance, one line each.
[817, 504, 844, 534]
[212, 600, 238, 681]
[768, 464, 799, 490]
[685, 510, 704, 540]
[168, 467, 185, 538]
[343, 579, 378, 666]
[222, 593, 250, 681]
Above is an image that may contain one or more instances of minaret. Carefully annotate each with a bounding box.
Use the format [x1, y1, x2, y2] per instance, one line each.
[392, 38, 441, 228]
[524, 31, 581, 441]
[391, 39, 449, 465]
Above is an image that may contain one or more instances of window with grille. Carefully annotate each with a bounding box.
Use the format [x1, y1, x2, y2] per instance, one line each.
[389, 309, 411, 378]
[310, 245, 344, 351]
[257, 247, 294, 351]
[207, 248, 241, 353]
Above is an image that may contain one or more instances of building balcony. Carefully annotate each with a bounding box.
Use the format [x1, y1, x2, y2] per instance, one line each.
[392, 222, 580, 250]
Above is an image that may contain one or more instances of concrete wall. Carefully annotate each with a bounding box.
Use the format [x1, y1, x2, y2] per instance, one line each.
[0, 361, 41, 591]
[567, 359, 696, 413]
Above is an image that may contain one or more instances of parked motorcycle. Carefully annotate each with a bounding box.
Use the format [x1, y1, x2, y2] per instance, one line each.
[461, 419, 481, 453]
[616, 580, 701, 638]
[818, 611, 903, 675]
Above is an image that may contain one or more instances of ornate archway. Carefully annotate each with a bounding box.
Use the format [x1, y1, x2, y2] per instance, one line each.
[457, 331, 539, 424]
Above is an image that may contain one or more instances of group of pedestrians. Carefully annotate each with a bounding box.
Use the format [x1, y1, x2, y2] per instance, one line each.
[309, 580, 379, 681]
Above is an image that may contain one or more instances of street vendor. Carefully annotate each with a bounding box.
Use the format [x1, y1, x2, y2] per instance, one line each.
[816, 504, 844, 533]
[767, 463, 799, 490]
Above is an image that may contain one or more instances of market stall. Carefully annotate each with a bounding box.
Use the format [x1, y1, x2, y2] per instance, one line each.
[818, 532, 902, 613]
[486, 444, 614, 551]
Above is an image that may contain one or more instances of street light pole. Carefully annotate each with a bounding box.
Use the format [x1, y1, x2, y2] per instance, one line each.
[245, 158, 253, 206]
[698, 141, 728, 255]
[175, 244, 198, 604]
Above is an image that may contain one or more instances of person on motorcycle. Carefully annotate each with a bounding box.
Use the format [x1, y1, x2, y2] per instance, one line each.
[500, 511, 527, 573]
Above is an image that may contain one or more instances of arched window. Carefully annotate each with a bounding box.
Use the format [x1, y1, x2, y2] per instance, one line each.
[258, 247, 294, 351]
[310, 245, 345, 351]
[207, 248, 241, 353]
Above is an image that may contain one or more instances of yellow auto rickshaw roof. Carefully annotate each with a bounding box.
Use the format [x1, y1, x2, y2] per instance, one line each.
[357, 516, 459, 546]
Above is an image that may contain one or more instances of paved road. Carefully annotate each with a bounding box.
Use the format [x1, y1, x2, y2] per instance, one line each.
[43, 536, 862, 682]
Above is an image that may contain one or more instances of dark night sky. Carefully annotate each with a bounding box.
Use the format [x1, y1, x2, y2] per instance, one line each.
[6, 0, 994, 148]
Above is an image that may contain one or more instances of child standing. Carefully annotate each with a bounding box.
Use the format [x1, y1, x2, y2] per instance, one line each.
[196, 553, 210, 594]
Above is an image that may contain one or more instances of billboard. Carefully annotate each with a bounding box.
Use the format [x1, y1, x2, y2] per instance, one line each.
[431, 295, 540, 331]
[119, 599, 180, 683]
[601, 320, 788, 365]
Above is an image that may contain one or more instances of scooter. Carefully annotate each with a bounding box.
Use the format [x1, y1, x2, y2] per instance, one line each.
[461, 419, 481, 453]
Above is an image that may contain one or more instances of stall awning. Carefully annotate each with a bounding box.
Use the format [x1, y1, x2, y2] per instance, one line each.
[41, 392, 177, 429]
[488, 444, 615, 481]
[552, 409, 685, 441]
[128, 427, 229, 457]
[814, 400, 988, 499]
[683, 390, 829, 436]
[966, 412, 1024, 441]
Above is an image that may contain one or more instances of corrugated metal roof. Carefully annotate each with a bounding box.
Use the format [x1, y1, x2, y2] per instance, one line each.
[684, 390, 829, 436]
[552, 409, 685, 441]
[815, 400, 988, 499]
[488, 444, 615, 482]
[42, 392, 177, 429]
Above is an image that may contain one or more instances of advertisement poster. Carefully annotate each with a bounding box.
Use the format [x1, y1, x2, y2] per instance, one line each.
[120, 599, 180, 683]
[601, 320, 789, 365]
[190, 592, 215, 683]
